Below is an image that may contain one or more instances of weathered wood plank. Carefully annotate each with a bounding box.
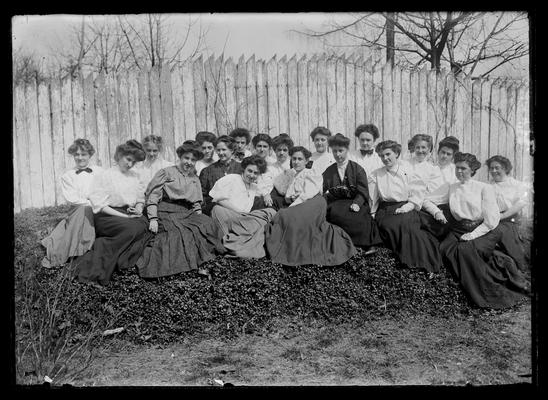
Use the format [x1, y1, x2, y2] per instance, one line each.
[246, 55, 258, 134]
[488, 80, 500, 158]
[193, 56, 207, 132]
[317, 55, 328, 129]
[266, 55, 279, 135]
[105, 73, 121, 160]
[354, 57, 365, 132]
[137, 68, 152, 140]
[235, 55, 248, 130]
[400, 67, 411, 149]
[297, 55, 309, 147]
[453, 75, 465, 149]
[214, 56, 227, 135]
[38, 82, 56, 207]
[14, 84, 32, 209]
[434, 69, 447, 145]
[181, 60, 196, 139]
[334, 56, 346, 135]
[170, 67, 184, 147]
[505, 83, 517, 173]
[50, 78, 66, 202]
[497, 80, 508, 158]
[26, 81, 45, 208]
[445, 72, 456, 139]
[392, 65, 402, 147]
[256, 59, 268, 134]
[479, 79, 492, 182]
[72, 75, 86, 139]
[116, 72, 130, 144]
[127, 71, 141, 142]
[149, 65, 163, 137]
[13, 94, 20, 212]
[409, 69, 419, 138]
[461, 76, 473, 154]
[160, 64, 175, 161]
[325, 56, 337, 133]
[204, 55, 218, 133]
[345, 56, 356, 148]
[277, 55, 289, 134]
[363, 57, 373, 128]
[83, 73, 98, 145]
[426, 69, 437, 146]
[61, 77, 75, 173]
[287, 55, 299, 141]
[371, 64, 383, 140]
[470, 79, 482, 170]
[382, 63, 393, 141]
[95, 73, 111, 168]
[307, 55, 319, 148]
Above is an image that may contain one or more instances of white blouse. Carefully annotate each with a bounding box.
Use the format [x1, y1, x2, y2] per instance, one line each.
[491, 177, 529, 214]
[195, 154, 218, 176]
[209, 173, 259, 213]
[449, 179, 500, 240]
[282, 168, 322, 207]
[60, 165, 103, 206]
[348, 150, 384, 178]
[88, 167, 146, 214]
[370, 161, 426, 214]
[310, 151, 336, 176]
[257, 159, 291, 196]
[422, 163, 458, 216]
[134, 158, 173, 187]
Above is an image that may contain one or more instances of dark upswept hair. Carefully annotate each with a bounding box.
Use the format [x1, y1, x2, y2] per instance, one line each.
[195, 131, 217, 145]
[408, 134, 434, 152]
[176, 140, 204, 160]
[486, 155, 513, 174]
[215, 135, 237, 151]
[454, 152, 482, 176]
[142, 134, 164, 151]
[310, 126, 332, 140]
[375, 140, 402, 157]
[438, 135, 460, 154]
[251, 133, 272, 148]
[114, 139, 146, 162]
[241, 155, 267, 174]
[68, 138, 95, 156]
[272, 133, 294, 150]
[289, 146, 312, 160]
[229, 127, 251, 144]
[328, 133, 351, 149]
[354, 124, 380, 140]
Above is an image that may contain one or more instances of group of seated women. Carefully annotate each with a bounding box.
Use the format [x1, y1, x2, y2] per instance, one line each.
[40, 124, 531, 309]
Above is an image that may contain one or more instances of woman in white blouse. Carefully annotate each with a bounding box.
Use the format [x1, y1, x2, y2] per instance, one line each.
[209, 155, 277, 259]
[134, 135, 173, 187]
[308, 126, 336, 175]
[41, 139, 102, 268]
[370, 140, 442, 274]
[486, 155, 530, 272]
[264, 134, 293, 210]
[440, 152, 528, 308]
[265, 146, 357, 265]
[252, 133, 277, 207]
[73, 140, 152, 287]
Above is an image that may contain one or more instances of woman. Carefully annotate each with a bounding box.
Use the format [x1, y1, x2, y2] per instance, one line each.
[194, 131, 219, 176]
[199, 135, 243, 215]
[251, 133, 278, 207]
[41, 139, 102, 268]
[134, 135, 173, 187]
[136, 142, 225, 279]
[229, 127, 253, 162]
[370, 140, 442, 274]
[486, 155, 530, 272]
[309, 126, 335, 175]
[440, 152, 529, 308]
[322, 133, 382, 252]
[263, 134, 294, 210]
[420, 136, 460, 239]
[73, 140, 152, 287]
[265, 146, 357, 266]
[209, 155, 276, 259]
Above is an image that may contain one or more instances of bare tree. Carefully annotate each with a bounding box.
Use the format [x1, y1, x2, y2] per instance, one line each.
[12, 47, 50, 85]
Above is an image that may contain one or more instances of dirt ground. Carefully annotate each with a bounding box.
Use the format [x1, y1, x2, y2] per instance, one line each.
[70, 302, 531, 387]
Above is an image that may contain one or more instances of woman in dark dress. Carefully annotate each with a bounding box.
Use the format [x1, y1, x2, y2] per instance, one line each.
[322, 133, 382, 252]
[72, 140, 152, 287]
[440, 153, 529, 308]
[199, 135, 243, 215]
[136, 142, 226, 279]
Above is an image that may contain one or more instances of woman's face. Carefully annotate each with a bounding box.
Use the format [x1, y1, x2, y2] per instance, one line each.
[358, 131, 376, 151]
[291, 151, 308, 172]
[254, 141, 271, 159]
[118, 154, 137, 172]
[313, 134, 329, 153]
[144, 142, 160, 161]
[413, 140, 431, 162]
[73, 149, 91, 169]
[234, 136, 248, 152]
[331, 145, 349, 164]
[455, 161, 473, 182]
[437, 146, 455, 167]
[275, 144, 290, 163]
[242, 164, 260, 184]
[179, 152, 197, 173]
[488, 161, 508, 183]
[201, 141, 215, 161]
[379, 148, 399, 168]
[216, 142, 234, 162]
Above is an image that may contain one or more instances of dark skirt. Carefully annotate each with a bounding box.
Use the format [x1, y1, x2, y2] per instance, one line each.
[325, 198, 382, 248]
[440, 218, 529, 309]
[497, 217, 528, 272]
[41, 205, 95, 267]
[265, 195, 357, 266]
[270, 188, 290, 211]
[375, 201, 442, 273]
[72, 207, 151, 286]
[419, 203, 452, 240]
[136, 201, 226, 279]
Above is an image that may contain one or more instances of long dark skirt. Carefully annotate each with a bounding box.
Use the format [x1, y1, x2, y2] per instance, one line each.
[270, 188, 289, 211]
[73, 207, 151, 286]
[376, 201, 442, 273]
[325, 198, 382, 248]
[440, 220, 528, 309]
[265, 195, 357, 266]
[136, 201, 226, 279]
[419, 203, 452, 240]
[497, 217, 528, 272]
[41, 205, 95, 267]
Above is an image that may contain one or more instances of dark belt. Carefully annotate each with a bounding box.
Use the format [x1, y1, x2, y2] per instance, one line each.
[501, 215, 521, 224]
[161, 197, 194, 208]
[451, 218, 482, 232]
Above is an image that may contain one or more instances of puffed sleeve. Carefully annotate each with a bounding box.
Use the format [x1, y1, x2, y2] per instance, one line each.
[514, 180, 529, 209]
[144, 168, 169, 220]
[136, 172, 146, 205]
[407, 170, 426, 210]
[290, 170, 322, 207]
[352, 163, 369, 208]
[209, 174, 233, 203]
[257, 170, 274, 197]
[369, 169, 380, 215]
[60, 171, 88, 206]
[88, 169, 110, 214]
[467, 184, 500, 240]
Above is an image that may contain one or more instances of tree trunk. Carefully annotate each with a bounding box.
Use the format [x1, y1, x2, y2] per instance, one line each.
[385, 13, 395, 66]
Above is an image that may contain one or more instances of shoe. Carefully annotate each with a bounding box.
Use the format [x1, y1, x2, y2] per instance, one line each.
[364, 246, 379, 256]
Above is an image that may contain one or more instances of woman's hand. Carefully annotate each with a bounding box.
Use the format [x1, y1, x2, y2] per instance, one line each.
[459, 233, 473, 241]
[434, 211, 448, 224]
[264, 194, 273, 207]
[394, 206, 409, 214]
[127, 205, 143, 216]
[350, 203, 360, 213]
[149, 219, 159, 233]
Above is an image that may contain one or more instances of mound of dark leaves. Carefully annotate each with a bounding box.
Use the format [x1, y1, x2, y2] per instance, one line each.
[14, 206, 504, 345]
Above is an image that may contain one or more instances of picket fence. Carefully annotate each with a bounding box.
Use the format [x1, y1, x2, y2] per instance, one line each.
[13, 53, 532, 215]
